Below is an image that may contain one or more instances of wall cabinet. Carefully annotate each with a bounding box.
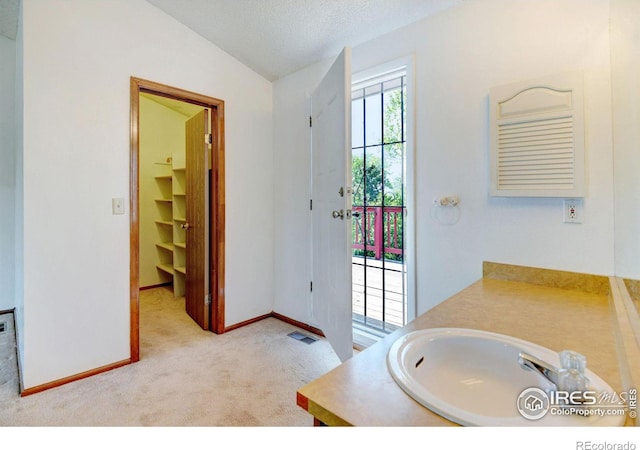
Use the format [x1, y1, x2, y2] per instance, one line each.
[489, 72, 585, 197]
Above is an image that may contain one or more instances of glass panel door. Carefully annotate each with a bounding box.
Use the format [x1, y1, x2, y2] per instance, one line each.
[352, 70, 407, 340]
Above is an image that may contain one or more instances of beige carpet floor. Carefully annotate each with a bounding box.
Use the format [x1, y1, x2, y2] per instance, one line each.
[0, 286, 342, 426]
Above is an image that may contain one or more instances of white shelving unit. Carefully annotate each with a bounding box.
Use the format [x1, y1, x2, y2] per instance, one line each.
[172, 165, 187, 297]
[154, 155, 187, 297]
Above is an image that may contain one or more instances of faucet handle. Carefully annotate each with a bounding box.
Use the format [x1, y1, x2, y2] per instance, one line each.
[558, 368, 590, 393]
[558, 350, 590, 394]
[559, 350, 587, 373]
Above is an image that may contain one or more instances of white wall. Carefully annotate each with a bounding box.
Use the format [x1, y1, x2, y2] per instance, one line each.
[14, 0, 24, 367]
[0, 35, 16, 312]
[611, 0, 640, 280]
[20, 0, 273, 389]
[273, 0, 615, 323]
[272, 60, 333, 326]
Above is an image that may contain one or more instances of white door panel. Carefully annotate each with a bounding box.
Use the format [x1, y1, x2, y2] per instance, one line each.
[311, 47, 353, 362]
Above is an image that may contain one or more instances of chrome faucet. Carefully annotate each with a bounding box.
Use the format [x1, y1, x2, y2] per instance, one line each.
[518, 351, 560, 388]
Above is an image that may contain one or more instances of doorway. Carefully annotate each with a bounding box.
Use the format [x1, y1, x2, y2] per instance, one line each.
[350, 62, 414, 346]
[129, 77, 226, 362]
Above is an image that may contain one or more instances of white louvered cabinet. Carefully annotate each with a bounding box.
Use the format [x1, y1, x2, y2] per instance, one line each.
[489, 72, 585, 197]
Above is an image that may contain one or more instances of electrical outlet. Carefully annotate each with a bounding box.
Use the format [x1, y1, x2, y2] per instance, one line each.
[563, 199, 582, 224]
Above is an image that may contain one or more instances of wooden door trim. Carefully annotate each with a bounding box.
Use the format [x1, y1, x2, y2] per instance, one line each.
[129, 77, 226, 362]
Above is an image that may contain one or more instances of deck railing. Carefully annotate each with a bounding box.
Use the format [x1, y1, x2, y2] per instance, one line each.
[352, 206, 404, 260]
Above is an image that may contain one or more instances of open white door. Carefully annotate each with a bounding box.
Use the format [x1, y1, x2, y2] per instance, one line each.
[311, 47, 353, 362]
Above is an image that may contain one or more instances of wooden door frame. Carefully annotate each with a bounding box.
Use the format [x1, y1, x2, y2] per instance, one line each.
[129, 77, 226, 362]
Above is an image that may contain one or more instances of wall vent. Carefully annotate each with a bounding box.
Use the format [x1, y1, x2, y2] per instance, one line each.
[489, 72, 585, 197]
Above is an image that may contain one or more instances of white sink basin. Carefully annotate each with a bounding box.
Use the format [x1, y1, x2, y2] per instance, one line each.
[387, 328, 625, 426]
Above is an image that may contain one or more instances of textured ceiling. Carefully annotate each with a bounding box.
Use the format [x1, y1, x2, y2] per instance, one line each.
[0, 0, 19, 40]
[145, 0, 466, 81]
[0, 0, 466, 79]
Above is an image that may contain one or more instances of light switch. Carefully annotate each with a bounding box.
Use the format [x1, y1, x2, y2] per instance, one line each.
[112, 198, 125, 215]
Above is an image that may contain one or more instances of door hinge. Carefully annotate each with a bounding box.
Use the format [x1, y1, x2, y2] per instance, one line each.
[309, 116, 312, 127]
[205, 133, 212, 144]
[205, 294, 211, 305]
[310, 199, 313, 210]
[310, 281, 313, 292]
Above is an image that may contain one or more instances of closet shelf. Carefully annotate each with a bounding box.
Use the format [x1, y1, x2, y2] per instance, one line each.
[155, 220, 173, 226]
[174, 242, 186, 249]
[157, 264, 175, 275]
[155, 198, 173, 203]
[155, 157, 172, 165]
[155, 175, 172, 180]
[174, 217, 187, 222]
[156, 242, 174, 252]
[175, 266, 186, 275]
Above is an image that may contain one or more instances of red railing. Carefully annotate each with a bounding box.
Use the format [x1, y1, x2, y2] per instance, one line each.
[352, 206, 404, 260]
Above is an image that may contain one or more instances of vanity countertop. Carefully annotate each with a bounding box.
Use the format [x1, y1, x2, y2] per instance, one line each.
[296, 277, 630, 426]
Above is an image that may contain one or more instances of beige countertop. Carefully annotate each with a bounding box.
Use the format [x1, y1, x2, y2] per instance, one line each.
[297, 276, 630, 426]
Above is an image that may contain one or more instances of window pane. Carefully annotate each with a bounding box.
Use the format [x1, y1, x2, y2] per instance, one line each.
[382, 86, 404, 144]
[352, 262, 365, 315]
[364, 266, 383, 319]
[382, 143, 404, 206]
[352, 146, 364, 206]
[363, 145, 383, 206]
[383, 268, 404, 327]
[364, 91, 382, 146]
[352, 97, 364, 148]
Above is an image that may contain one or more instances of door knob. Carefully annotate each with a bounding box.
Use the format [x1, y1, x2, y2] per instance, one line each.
[332, 209, 344, 220]
[181, 222, 191, 230]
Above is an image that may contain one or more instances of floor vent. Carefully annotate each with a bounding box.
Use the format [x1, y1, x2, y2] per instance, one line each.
[288, 331, 318, 344]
